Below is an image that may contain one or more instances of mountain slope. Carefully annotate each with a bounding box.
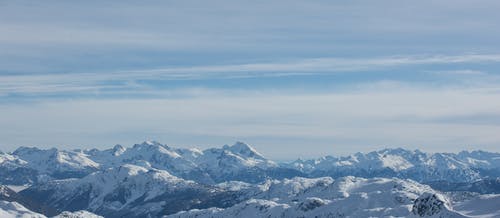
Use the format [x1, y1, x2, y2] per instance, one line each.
[12, 147, 99, 180]
[169, 176, 467, 218]
[83, 141, 299, 184]
[4, 142, 498, 186]
[0, 200, 46, 218]
[20, 164, 241, 217]
[0, 200, 103, 218]
[453, 194, 500, 218]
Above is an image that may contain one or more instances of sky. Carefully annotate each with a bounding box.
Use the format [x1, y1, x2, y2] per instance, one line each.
[1, 0, 500, 160]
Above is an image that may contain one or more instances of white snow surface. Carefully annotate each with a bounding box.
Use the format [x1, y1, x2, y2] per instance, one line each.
[0, 200, 103, 218]
[52, 210, 104, 218]
[0, 200, 46, 218]
[169, 176, 475, 218]
[38, 164, 197, 212]
[453, 194, 500, 218]
[80, 141, 277, 184]
[12, 147, 99, 174]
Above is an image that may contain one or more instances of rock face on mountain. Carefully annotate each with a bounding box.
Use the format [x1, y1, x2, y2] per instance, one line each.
[412, 193, 452, 217]
[1, 185, 58, 215]
[0, 186, 18, 202]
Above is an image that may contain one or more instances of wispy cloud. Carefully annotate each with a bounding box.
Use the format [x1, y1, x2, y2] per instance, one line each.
[2, 54, 500, 97]
[427, 70, 486, 76]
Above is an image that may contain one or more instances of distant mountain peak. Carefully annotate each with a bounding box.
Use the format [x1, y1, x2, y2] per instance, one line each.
[12, 146, 43, 155]
[223, 141, 265, 159]
[111, 144, 126, 156]
[142, 140, 163, 146]
[132, 141, 170, 151]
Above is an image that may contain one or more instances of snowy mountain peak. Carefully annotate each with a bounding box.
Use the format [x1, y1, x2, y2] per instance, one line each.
[12, 146, 44, 156]
[143, 140, 164, 147]
[285, 148, 500, 183]
[223, 142, 265, 160]
[111, 144, 126, 156]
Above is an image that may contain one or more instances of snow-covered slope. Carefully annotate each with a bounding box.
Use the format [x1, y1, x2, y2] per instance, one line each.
[427, 178, 500, 194]
[52, 210, 103, 218]
[0, 200, 47, 218]
[12, 147, 100, 180]
[0, 200, 103, 218]
[285, 148, 500, 182]
[453, 194, 500, 218]
[20, 164, 240, 217]
[84, 141, 214, 184]
[0, 151, 39, 185]
[82, 141, 289, 184]
[1, 141, 293, 185]
[169, 176, 468, 218]
[191, 142, 282, 183]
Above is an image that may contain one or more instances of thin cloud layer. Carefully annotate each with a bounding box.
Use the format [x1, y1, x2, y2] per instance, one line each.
[2, 54, 500, 97]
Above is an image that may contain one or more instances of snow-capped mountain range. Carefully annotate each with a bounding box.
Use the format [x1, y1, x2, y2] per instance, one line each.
[2, 141, 500, 186]
[1, 141, 499, 217]
[285, 148, 500, 183]
[1, 141, 297, 186]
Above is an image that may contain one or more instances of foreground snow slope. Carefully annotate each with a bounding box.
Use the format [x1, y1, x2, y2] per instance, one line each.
[169, 176, 470, 218]
[0, 200, 46, 218]
[0, 200, 102, 218]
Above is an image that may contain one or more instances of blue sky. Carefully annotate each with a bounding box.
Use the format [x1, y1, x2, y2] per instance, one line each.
[2, 1, 500, 159]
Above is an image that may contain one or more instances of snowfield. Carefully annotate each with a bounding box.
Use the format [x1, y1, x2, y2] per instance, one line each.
[168, 177, 475, 218]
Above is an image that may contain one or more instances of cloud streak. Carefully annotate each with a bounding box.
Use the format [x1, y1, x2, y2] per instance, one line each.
[2, 54, 500, 97]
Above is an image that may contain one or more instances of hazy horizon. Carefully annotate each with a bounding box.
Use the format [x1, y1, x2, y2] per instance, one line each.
[2, 1, 500, 159]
